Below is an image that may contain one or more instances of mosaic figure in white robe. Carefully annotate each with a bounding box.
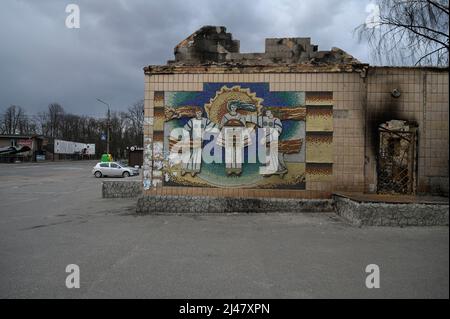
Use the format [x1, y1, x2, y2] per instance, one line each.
[218, 101, 253, 176]
[260, 110, 287, 176]
[181, 109, 217, 177]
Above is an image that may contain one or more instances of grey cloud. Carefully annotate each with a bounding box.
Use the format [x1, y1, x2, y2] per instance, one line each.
[0, 0, 371, 117]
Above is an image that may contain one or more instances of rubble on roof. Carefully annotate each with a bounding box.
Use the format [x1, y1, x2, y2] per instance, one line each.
[168, 25, 361, 66]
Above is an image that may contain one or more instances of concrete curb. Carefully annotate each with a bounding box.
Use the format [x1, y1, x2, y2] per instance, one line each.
[333, 195, 449, 226]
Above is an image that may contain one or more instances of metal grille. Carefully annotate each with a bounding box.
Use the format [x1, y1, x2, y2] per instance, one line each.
[377, 125, 417, 194]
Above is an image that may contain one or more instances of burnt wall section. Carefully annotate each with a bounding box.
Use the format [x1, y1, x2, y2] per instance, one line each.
[334, 195, 449, 226]
[365, 67, 449, 196]
[136, 195, 333, 214]
[174, 26, 240, 64]
[171, 26, 360, 66]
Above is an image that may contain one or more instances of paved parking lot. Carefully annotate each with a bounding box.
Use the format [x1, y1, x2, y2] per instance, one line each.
[0, 161, 448, 298]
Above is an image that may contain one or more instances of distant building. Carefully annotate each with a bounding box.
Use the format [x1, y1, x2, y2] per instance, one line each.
[0, 135, 97, 162]
[0, 134, 48, 162]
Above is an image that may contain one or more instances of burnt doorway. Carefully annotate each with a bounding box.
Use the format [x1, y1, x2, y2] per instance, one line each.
[377, 120, 418, 194]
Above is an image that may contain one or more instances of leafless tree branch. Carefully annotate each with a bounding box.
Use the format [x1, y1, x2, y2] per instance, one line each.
[356, 0, 449, 66]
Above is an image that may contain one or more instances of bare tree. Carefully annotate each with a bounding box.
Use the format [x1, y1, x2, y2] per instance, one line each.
[357, 0, 449, 66]
[47, 103, 65, 138]
[35, 112, 49, 136]
[124, 99, 144, 146]
[1, 105, 27, 135]
[17, 113, 37, 135]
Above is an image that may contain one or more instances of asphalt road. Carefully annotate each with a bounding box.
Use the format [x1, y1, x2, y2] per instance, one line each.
[0, 161, 448, 298]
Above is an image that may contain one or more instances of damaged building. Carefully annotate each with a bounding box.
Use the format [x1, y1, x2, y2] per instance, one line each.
[141, 26, 449, 200]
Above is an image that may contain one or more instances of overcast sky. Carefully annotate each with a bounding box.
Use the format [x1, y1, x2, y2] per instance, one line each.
[0, 0, 373, 117]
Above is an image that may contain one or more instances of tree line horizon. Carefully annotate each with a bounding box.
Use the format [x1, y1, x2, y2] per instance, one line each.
[0, 101, 144, 159]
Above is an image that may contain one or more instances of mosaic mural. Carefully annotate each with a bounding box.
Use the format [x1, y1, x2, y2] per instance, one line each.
[148, 83, 333, 189]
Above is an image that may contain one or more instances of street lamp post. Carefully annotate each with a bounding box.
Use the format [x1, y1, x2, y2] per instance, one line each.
[96, 98, 111, 154]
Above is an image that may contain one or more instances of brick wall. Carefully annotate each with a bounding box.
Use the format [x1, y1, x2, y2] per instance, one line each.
[143, 67, 448, 198]
[366, 67, 449, 195]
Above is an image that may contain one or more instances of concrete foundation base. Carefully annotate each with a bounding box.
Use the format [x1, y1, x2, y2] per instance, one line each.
[101, 181, 449, 226]
[136, 195, 333, 214]
[102, 180, 142, 198]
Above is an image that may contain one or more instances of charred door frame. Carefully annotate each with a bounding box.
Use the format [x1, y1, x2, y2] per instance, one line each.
[377, 125, 418, 194]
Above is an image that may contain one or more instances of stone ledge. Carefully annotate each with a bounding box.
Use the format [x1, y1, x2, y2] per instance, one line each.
[136, 195, 334, 214]
[102, 181, 142, 198]
[333, 195, 449, 226]
[104, 186, 449, 226]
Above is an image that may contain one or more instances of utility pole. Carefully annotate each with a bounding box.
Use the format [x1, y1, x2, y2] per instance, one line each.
[96, 98, 111, 154]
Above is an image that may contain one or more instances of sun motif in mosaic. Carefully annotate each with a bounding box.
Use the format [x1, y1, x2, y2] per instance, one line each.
[204, 86, 263, 125]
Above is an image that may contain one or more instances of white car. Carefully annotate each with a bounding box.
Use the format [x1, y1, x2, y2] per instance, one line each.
[92, 162, 139, 178]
